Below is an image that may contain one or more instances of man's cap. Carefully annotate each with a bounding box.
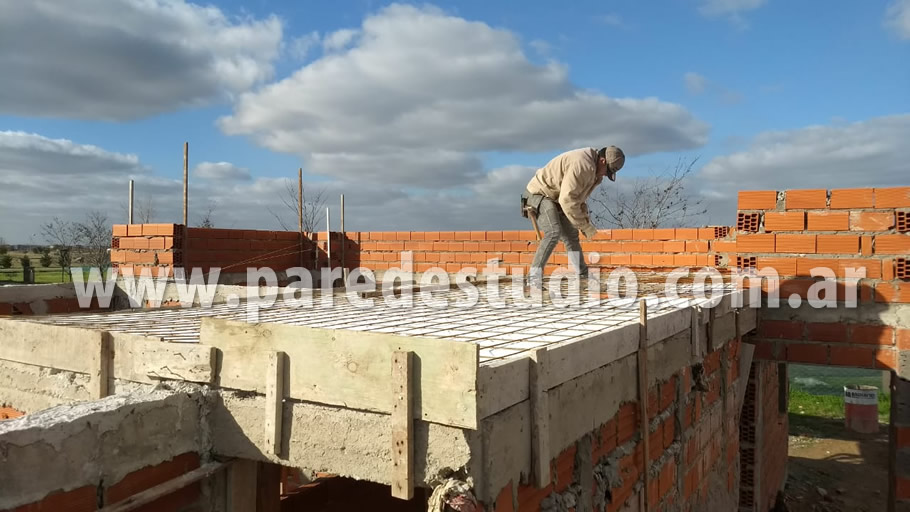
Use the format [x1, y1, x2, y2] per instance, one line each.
[603, 145, 624, 181]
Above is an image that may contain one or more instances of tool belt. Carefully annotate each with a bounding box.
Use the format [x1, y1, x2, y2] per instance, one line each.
[520, 191, 546, 218]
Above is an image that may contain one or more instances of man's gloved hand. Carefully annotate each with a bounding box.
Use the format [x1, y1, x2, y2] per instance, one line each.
[581, 224, 598, 240]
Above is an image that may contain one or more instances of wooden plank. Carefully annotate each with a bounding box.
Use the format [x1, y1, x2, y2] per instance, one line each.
[546, 323, 639, 389]
[265, 351, 285, 456]
[200, 318, 479, 429]
[647, 308, 690, 346]
[690, 307, 703, 360]
[229, 459, 257, 512]
[100, 461, 230, 512]
[92, 335, 113, 399]
[137, 342, 215, 383]
[529, 347, 550, 487]
[706, 306, 717, 352]
[257, 462, 281, 512]
[637, 300, 651, 512]
[391, 350, 414, 500]
[0, 319, 102, 374]
[477, 357, 528, 419]
[736, 312, 756, 413]
[739, 305, 758, 333]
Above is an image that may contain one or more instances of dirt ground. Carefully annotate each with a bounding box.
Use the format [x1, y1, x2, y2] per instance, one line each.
[782, 416, 889, 512]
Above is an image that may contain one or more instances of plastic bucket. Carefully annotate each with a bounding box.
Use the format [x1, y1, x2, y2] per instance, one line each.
[844, 385, 879, 434]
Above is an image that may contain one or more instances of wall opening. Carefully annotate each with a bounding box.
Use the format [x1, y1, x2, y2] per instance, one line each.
[783, 363, 891, 512]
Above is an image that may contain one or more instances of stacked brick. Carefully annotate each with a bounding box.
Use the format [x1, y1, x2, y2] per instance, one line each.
[111, 224, 317, 276]
[111, 225, 735, 279]
[344, 227, 733, 274]
[111, 224, 186, 276]
[490, 339, 741, 512]
[184, 227, 310, 274]
[736, 187, 910, 372]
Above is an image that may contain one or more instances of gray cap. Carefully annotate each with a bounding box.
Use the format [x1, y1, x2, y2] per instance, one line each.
[604, 146, 624, 181]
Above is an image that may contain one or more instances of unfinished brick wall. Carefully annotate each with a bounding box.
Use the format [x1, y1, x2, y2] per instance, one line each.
[895, 376, 910, 510]
[111, 223, 185, 276]
[7, 452, 201, 512]
[738, 361, 789, 511]
[111, 224, 318, 276]
[0, 406, 24, 420]
[315, 227, 732, 274]
[490, 338, 741, 512]
[111, 225, 734, 279]
[736, 187, 910, 372]
[0, 295, 104, 316]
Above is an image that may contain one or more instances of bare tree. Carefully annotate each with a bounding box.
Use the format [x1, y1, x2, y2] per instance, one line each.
[41, 211, 111, 276]
[136, 197, 156, 224]
[590, 156, 707, 229]
[195, 201, 218, 228]
[75, 210, 110, 268]
[267, 178, 327, 233]
[40, 217, 79, 278]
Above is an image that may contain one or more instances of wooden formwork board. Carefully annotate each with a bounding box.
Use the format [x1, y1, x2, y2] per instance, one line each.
[200, 317, 480, 429]
[0, 319, 215, 393]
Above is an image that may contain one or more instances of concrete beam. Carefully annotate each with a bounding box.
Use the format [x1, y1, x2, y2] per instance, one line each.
[0, 386, 211, 510]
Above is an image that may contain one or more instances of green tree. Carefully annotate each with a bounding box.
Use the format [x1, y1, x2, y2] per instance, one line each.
[0, 254, 11, 268]
[20, 255, 31, 268]
[40, 251, 53, 268]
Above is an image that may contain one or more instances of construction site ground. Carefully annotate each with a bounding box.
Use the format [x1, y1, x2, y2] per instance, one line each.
[784, 416, 889, 512]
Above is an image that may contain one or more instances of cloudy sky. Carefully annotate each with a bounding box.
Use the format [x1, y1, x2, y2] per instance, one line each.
[0, 0, 908, 243]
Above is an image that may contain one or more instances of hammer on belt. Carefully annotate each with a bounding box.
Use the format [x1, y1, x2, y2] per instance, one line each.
[524, 206, 542, 241]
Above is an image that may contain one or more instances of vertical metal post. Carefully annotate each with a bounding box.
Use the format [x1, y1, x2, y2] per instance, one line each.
[182, 142, 188, 226]
[298, 169, 303, 232]
[128, 180, 134, 224]
[341, 194, 346, 280]
[298, 168, 304, 268]
[326, 207, 331, 271]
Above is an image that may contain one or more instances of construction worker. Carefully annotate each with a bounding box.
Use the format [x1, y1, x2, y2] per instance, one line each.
[523, 146, 625, 290]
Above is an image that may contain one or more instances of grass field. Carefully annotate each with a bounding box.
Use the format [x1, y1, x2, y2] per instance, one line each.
[788, 364, 890, 426]
[0, 250, 95, 284]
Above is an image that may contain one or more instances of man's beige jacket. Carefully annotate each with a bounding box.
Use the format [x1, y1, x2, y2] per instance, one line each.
[525, 147, 602, 234]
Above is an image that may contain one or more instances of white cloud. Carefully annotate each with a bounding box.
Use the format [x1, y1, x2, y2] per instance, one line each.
[599, 14, 624, 27]
[322, 29, 359, 52]
[698, 114, 910, 223]
[0, 0, 283, 120]
[885, 0, 910, 39]
[684, 72, 709, 94]
[219, 4, 709, 189]
[698, 0, 766, 16]
[683, 72, 743, 104]
[529, 39, 552, 56]
[193, 162, 251, 181]
[0, 132, 148, 241]
[287, 31, 321, 60]
[0, 130, 543, 243]
[698, 0, 766, 27]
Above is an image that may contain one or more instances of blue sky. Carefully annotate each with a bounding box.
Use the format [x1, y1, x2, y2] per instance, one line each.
[0, 0, 908, 243]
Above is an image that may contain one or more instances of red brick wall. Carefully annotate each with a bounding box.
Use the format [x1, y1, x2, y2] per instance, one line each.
[111, 225, 734, 278]
[490, 338, 741, 512]
[0, 296, 104, 317]
[738, 362, 788, 512]
[8, 452, 201, 511]
[345, 227, 731, 273]
[759, 363, 788, 511]
[0, 406, 24, 420]
[736, 187, 910, 372]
